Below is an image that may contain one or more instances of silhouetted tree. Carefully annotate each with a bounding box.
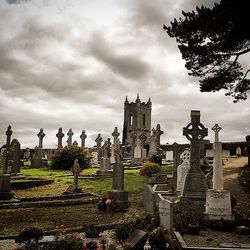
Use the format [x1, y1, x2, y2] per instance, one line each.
[164, 0, 250, 102]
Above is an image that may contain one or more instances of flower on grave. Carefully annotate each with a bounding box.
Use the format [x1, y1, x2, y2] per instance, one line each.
[12, 243, 26, 250]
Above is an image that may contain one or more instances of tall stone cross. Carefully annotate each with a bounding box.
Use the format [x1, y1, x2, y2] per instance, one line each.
[139, 134, 147, 148]
[112, 127, 124, 190]
[37, 128, 45, 148]
[246, 135, 250, 168]
[182, 110, 208, 201]
[212, 124, 221, 143]
[154, 124, 163, 148]
[56, 128, 64, 149]
[212, 123, 223, 190]
[67, 129, 74, 146]
[95, 133, 103, 161]
[3, 126, 13, 173]
[102, 140, 109, 158]
[80, 130, 87, 148]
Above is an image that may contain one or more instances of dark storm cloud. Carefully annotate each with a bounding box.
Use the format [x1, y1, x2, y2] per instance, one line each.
[87, 33, 150, 80]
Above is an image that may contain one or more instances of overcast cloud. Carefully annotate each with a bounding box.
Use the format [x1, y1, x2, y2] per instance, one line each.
[0, 0, 249, 148]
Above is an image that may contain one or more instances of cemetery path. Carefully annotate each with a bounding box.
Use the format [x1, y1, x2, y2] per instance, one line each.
[223, 157, 250, 216]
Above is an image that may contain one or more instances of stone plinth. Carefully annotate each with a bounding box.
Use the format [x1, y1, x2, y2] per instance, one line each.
[205, 189, 234, 221]
[0, 174, 13, 200]
[31, 158, 48, 168]
[107, 190, 129, 210]
[96, 158, 111, 175]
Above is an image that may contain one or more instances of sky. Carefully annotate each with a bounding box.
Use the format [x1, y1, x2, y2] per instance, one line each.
[0, 0, 249, 149]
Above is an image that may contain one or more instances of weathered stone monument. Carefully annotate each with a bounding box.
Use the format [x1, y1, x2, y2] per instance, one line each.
[56, 128, 64, 149]
[176, 148, 190, 196]
[67, 129, 74, 146]
[182, 110, 208, 202]
[73, 141, 78, 146]
[96, 140, 111, 175]
[80, 130, 87, 148]
[9, 139, 21, 174]
[134, 138, 142, 159]
[148, 131, 157, 158]
[31, 128, 47, 168]
[154, 124, 163, 148]
[37, 128, 45, 148]
[95, 133, 103, 162]
[0, 126, 13, 200]
[205, 124, 234, 221]
[107, 127, 129, 210]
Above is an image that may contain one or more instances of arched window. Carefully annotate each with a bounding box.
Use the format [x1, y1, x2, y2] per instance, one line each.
[130, 114, 133, 126]
[142, 114, 146, 127]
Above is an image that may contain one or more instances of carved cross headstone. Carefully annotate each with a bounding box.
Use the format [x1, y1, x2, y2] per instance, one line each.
[154, 124, 163, 148]
[95, 133, 103, 161]
[176, 149, 190, 195]
[9, 139, 21, 174]
[212, 124, 221, 143]
[37, 128, 45, 149]
[80, 130, 87, 148]
[56, 128, 64, 149]
[139, 134, 147, 148]
[6, 126, 12, 147]
[112, 127, 124, 190]
[212, 123, 223, 191]
[102, 140, 109, 158]
[182, 110, 208, 201]
[70, 159, 81, 190]
[67, 129, 74, 146]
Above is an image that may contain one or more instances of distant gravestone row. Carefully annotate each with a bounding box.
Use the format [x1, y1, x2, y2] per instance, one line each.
[37, 128, 88, 149]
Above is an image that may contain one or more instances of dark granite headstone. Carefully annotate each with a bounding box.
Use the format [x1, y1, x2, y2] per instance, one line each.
[182, 110, 208, 202]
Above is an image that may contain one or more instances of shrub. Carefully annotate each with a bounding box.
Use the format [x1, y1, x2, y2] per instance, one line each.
[149, 154, 162, 165]
[42, 233, 82, 250]
[140, 161, 161, 177]
[15, 227, 43, 250]
[174, 200, 204, 233]
[51, 146, 91, 170]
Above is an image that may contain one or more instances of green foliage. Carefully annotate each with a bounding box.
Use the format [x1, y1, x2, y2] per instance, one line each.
[165, 0, 250, 102]
[41, 233, 82, 250]
[51, 146, 91, 170]
[140, 161, 161, 177]
[15, 227, 43, 250]
[174, 200, 204, 233]
[149, 154, 162, 165]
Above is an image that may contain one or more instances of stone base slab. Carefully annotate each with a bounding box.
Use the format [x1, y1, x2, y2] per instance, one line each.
[107, 190, 129, 210]
[0, 174, 13, 200]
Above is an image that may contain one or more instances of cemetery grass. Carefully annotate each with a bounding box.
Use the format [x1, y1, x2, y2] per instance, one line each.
[1, 168, 150, 236]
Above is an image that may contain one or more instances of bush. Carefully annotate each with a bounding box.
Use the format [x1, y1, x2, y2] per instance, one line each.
[42, 233, 82, 250]
[51, 146, 91, 170]
[174, 200, 204, 233]
[140, 161, 161, 177]
[149, 154, 162, 165]
[15, 227, 43, 250]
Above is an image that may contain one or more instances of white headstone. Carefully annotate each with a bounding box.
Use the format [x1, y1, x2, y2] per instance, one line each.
[165, 151, 173, 161]
[176, 149, 190, 195]
[134, 139, 142, 158]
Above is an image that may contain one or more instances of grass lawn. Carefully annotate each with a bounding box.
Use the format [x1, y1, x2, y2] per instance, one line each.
[1, 165, 172, 236]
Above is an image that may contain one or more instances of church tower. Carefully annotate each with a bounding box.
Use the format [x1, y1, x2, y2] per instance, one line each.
[122, 94, 152, 147]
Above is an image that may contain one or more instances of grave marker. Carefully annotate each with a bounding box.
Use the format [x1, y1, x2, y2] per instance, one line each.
[182, 110, 208, 202]
[80, 130, 87, 148]
[56, 128, 64, 149]
[37, 128, 45, 148]
[66, 129, 74, 146]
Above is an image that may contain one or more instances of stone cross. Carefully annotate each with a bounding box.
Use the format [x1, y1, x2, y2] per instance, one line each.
[95, 133, 103, 161]
[246, 135, 250, 167]
[37, 128, 45, 148]
[176, 149, 190, 195]
[154, 124, 163, 148]
[212, 124, 221, 143]
[139, 134, 147, 148]
[102, 140, 109, 158]
[212, 123, 223, 191]
[112, 127, 124, 190]
[182, 110, 208, 201]
[80, 130, 87, 148]
[67, 129, 74, 146]
[56, 128, 64, 149]
[3, 126, 12, 173]
[70, 159, 81, 189]
[73, 141, 78, 146]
